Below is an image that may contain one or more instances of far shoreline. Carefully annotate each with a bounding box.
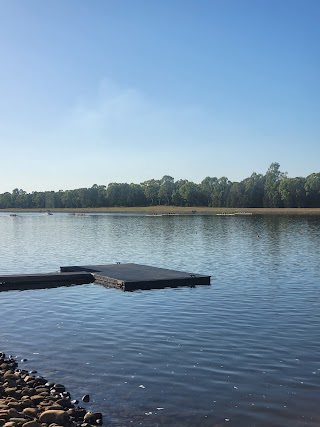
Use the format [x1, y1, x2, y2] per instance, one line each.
[2, 207, 320, 215]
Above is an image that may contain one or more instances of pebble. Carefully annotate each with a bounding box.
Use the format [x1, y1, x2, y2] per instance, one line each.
[83, 412, 102, 424]
[0, 353, 102, 427]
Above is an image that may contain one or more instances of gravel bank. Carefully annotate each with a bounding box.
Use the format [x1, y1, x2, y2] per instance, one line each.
[0, 353, 102, 427]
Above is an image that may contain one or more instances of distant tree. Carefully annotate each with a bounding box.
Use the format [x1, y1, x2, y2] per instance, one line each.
[140, 179, 161, 205]
[44, 191, 56, 208]
[227, 182, 246, 207]
[54, 190, 64, 208]
[158, 175, 175, 205]
[0, 192, 12, 208]
[2, 163, 320, 210]
[263, 163, 286, 207]
[11, 188, 30, 208]
[106, 183, 129, 206]
[171, 189, 184, 206]
[128, 183, 147, 206]
[211, 177, 232, 207]
[200, 177, 218, 206]
[176, 181, 203, 206]
[305, 173, 320, 207]
[242, 172, 265, 207]
[279, 177, 306, 207]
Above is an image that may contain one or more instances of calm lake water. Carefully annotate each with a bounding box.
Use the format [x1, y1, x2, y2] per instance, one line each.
[0, 212, 320, 427]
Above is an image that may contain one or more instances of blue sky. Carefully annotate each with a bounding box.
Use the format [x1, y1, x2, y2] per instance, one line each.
[0, 0, 319, 192]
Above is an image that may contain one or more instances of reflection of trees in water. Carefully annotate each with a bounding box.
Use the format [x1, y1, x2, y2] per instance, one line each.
[259, 216, 320, 286]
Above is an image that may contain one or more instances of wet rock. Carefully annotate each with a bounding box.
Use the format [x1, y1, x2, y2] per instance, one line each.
[34, 387, 49, 393]
[20, 390, 31, 398]
[22, 422, 41, 427]
[33, 379, 46, 387]
[55, 400, 73, 410]
[71, 409, 86, 421]
[60, 393, 70, 400]
[3, 373, 17, 381]
[39, 411, 68, 426]
[0, 354, 101, 427]
[44, 383, 54, 389]
[7, 409, 23, 418]
[52, 386, 65, 394]
[30, 396, 43, 406]
[4, 389, 18, 398]
[22, 408, 38, 418]
[19, 399, 33, 408]
[3, 422, 17, 427]
[6, 403, 23, 412]
[83, 413, 102, 424]
[0, 413, 9, 421]
[7, 418, 28, 425]
[44, 406, 64, 411]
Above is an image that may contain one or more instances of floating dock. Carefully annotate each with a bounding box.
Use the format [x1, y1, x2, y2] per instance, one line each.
[0, 272, 93, 291]
[61, 263, 211, 291]
[0, 263, 211, 292]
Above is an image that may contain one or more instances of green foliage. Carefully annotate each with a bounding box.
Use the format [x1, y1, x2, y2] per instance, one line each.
[1, 163, 319, 209]
[305, 173, 320, 207]
[242, 173, 265, 207]
[263, 162, 287, 207]
[279, 177, 306, 207]
[140, 179, 160, 205]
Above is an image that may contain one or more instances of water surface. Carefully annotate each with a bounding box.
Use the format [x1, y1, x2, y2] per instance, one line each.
[0, 213, 320, 426]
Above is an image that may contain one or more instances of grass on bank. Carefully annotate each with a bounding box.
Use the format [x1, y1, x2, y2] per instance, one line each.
[2, 206, 320, 215]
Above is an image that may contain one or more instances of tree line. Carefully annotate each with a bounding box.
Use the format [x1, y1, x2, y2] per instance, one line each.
[1, 163, 320, 209]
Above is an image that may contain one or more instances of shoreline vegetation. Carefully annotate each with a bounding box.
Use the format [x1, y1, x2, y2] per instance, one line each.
[1, 164, 320, 211]
[2, 207, 320, 215]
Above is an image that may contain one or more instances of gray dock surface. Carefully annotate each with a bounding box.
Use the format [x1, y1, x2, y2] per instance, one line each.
[0, 264, 210, 292]
[0, 272, 94, 291]
[61, 263, 211, 291]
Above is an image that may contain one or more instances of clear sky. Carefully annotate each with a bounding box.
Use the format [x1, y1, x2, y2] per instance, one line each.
[0, 0, 319, 192]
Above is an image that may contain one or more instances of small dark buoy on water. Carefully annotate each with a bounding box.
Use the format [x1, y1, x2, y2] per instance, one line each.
[82, 394, 90, 402]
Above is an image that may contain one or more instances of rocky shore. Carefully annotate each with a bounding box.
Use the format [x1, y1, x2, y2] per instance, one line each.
[0, 353, 102, 427]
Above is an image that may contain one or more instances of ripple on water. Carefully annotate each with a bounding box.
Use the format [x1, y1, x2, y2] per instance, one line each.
[1, 214, 320, 426]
